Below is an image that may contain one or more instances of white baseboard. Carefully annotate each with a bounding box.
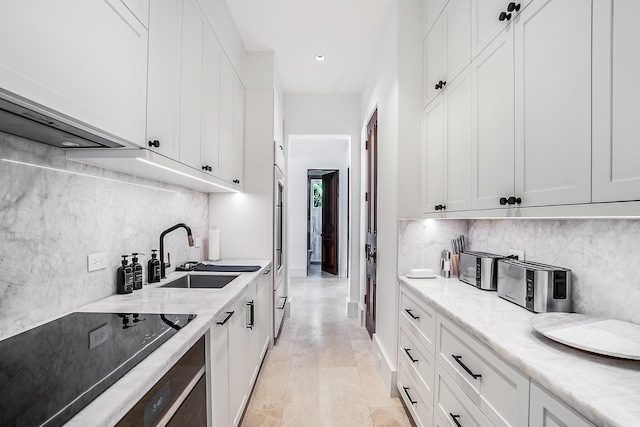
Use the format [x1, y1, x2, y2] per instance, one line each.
[289, 267, 307, 277]
[346, 299, 359, 318]
[372, 333, 398, 398]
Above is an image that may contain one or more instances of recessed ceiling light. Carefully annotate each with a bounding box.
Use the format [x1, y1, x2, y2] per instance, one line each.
[315, 55, 325, 61]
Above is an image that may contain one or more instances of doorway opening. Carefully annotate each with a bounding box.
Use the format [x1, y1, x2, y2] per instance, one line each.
[307, 169, 339, 277]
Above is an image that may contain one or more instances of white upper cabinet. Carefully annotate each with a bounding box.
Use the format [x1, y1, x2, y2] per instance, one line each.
[444, 68, 472, 212]
[274, 100, 285, 173]
[178, 0, 207, 171]
[147, 0, 182, 159]
[592, 0, 640, 203]
[219, 56, 245, 188]
[471, 0, 532, 58]
[0, 0, 148, 147]
[424, 0, 471, 107]
[423, 96, 446, 213]
[514, 0, 592, 208]
[423, 0, 449, 38]
[471, 26, 515, 210]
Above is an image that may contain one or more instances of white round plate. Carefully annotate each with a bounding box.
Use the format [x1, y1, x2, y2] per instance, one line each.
[529, 313, 640, 360]
[406, 273, 436, 279]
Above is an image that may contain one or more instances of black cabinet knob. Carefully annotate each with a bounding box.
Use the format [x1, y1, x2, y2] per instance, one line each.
[202, 165, 212, 171]
[499, 11, 512, 21]
[507, 2, 521, 12]
[148, 140, 160, 148]
[500, 196, 522, 206]
[434, 204, 447, 211]
[233, 179, 240, 184]
[435, 80, 447, 90]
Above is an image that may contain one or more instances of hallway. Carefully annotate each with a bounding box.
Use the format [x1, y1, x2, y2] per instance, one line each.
[240, 274, 412, 426]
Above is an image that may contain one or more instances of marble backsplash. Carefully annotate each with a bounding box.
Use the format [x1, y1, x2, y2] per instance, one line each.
[398, 218, 640, 325]
[0, 134, 209, 340]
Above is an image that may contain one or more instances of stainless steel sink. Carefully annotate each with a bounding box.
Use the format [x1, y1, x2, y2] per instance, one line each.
[160, 274, 239, 289]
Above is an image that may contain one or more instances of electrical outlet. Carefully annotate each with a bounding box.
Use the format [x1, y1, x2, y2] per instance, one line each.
[88, 252, 108, 272]
[508, 248, 525, 260]
[195, 237, 202, 248]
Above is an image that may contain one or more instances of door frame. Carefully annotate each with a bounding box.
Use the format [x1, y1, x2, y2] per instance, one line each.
[307, 169, 340, 276]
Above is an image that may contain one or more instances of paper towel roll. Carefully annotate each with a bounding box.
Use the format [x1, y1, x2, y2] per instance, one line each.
[208, 227, 221, 261]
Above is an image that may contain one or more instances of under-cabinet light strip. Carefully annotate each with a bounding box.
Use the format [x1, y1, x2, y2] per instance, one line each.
[136, 158, 240, 193]
[1, 158, 179, 194]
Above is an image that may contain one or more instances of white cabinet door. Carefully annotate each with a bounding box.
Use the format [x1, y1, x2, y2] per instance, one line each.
[178, 0, 206, 171]
[471, 26, 515, 210]
[147, 0, 182, 159]
[444, 0, 472, 87]
[231, 73, 246, 188]
[274, 100, 286, 172]
[220, 56, 235, 183]
[424, 0, 470, 108]
[0, 0, 147, 147]
[202, 27, 223, 176]
[424, 17, 444, 107]
[208, 313, 230, 427]
[471, 0, 531, 58]
[424, 0, 449, 38]
[444, 68, 472, 212]
[529, 382, 596, 427]
[514, 0, 592, 207]
[423, 96, 445, 213]
[228, 296, 248, 427]
[592, 0, 640, 202]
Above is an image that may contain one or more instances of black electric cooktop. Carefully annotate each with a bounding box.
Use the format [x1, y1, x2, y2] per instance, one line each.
[0, 311, 196, 427]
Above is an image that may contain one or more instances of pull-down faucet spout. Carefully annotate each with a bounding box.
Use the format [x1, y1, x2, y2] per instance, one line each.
[159, 223, 194, 278]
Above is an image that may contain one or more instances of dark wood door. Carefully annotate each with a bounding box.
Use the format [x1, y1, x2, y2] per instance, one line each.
[365, 110, 378, 338]
[321, 171, 339, 275]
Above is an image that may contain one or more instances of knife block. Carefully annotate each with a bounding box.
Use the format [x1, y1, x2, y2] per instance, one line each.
[451, 254, 459, 277]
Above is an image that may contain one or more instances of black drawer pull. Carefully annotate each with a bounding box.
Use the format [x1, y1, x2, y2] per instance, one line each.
[404, 308, 420, 320]
[450, 413, 462, 427]
[402, 386, 417, 405]
[216, 311, 234, 325]
[403, 347, 418, 363]
[452, 355, 482, 379]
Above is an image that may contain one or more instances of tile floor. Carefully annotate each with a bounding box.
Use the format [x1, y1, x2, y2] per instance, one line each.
[240, 272, 413, 426]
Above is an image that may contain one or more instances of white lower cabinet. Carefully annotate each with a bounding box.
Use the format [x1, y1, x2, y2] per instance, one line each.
[208, 267, 272, 427]
[398, 282, 596, 427]
[529, 382, 595, 427]
[435, 315, 529, 427]
[434, 363, 492, 427]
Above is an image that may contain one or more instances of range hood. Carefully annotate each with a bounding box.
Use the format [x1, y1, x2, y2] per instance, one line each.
[0, 98, 127, 149]
[66, 148, 240, 193]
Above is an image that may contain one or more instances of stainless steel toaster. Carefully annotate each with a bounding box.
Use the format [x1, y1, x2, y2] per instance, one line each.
[497, 259, 572, 313]
[458, 251, 507, 291]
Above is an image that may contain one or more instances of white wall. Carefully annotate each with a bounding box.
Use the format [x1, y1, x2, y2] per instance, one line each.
[284, 94, 361, 315]
[288, 138, 350, 277]
[359, 0, 422, 394]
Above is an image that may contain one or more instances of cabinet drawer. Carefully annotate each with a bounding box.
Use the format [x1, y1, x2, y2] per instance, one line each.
[398, 358, 434, 427]
[434, 364, 492, 427]
[530, 382, 595, 427]
[436, 315, 529, 427]
[399, 287, 437, 355]
[399, 321, 436, 392]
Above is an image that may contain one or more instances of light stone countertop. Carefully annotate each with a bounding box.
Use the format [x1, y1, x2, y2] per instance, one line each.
[399, 275, 640, 427]
[65, 259, 271, 427]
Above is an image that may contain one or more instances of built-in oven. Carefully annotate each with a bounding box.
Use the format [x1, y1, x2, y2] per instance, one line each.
[116, 336, 206, 426]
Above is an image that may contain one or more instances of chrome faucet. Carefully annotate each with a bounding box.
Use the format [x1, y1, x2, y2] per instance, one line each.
[159, 223, 194, 278]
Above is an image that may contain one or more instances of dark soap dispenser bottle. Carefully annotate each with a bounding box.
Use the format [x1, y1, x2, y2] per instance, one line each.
[116, 255, 133, 294]
[148, 249, 161, 283]
[131, 253, 144, 290]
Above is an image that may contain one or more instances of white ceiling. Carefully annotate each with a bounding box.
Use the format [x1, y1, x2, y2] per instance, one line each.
[224, 0, 395, 94]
